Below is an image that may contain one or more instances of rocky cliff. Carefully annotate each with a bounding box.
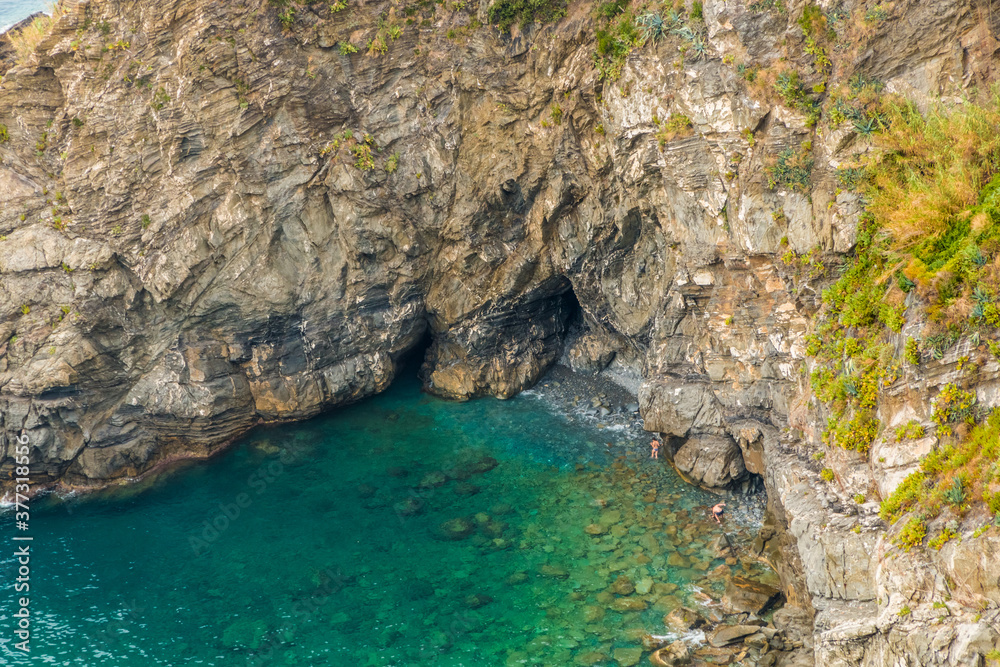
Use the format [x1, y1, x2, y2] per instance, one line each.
[2, 0, 1000, 663]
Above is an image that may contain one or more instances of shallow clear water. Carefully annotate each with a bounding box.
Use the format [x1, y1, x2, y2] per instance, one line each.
[0, 370, 765, 666]
[0, 1, 49, 32]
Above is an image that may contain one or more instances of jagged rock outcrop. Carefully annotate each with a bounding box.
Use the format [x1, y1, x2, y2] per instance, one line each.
[2, 0, 1000, 664]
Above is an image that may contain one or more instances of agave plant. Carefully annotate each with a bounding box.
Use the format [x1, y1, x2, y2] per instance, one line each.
[635, 11, 666, 42]
[689, 35, 707, 59]
[672, 25, 698, 41]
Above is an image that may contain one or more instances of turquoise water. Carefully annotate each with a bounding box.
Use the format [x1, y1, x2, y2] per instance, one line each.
[0, 1, 49, 32]
[0, 370, 765, 666]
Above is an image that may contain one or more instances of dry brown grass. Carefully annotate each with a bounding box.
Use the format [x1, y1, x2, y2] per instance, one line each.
[865, 93, 1000, 251]
[8, 2, 64, 63]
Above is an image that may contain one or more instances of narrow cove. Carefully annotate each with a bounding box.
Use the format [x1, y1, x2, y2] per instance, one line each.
[0, 366, 776, 666]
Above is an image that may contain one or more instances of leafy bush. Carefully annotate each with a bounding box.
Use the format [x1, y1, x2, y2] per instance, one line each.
[931, 383, 978, 435]
[928, 525, 959, 549]
[820, 468, 835, 482]
[895, 420, 925, 442]
[488, 0, 567, 33]
[746, 0, 784, 13]
[352, 144, 375, 171]
[594, 9, 642, 80]
[656, 114, 693, 146]
[385, 152, 399, 174]
[895, 515, 927, 551]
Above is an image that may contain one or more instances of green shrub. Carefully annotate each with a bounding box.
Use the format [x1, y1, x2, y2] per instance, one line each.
[385, 152, 399, 174]
[0, 124, 8, 143]
[488, 0, 567, 33]
[352, 144, 374, 171]
[880, 471, 926, 523]
[895, 515, 927, 551]
[928, 526, 959, 549]
[150, 87, 170, 111]
[931, 383, 978, 435]
[690, 1, 703, 21]
[746, 0, 784, 13]
[820, 468, 835, 482]
[895, 420, 925, 442]
[656, 114, 693, 146]
[594, 8, 642, 81]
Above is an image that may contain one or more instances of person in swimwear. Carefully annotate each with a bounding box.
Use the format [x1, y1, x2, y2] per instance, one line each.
[650, 438, 660, 459]
[712, 502, 726, 524]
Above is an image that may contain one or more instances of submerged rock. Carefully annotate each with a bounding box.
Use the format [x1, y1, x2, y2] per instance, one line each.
[611, 647, 643, 666]
[506, 571, 530, 585]
[453, 481, 481, 496]
[418, 471, 449, 489]
[436, 517, 476, 540]
[356, 483, 378, 499]
[609, 597, 647, 612]
[392, 497, 424, 517]
[462, 593, 493, 609]
[539, 564, 570, 579]
[609, 574, 635, 595]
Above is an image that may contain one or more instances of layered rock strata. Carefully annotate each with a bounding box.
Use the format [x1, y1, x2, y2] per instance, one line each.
[1, 0, 999, 663]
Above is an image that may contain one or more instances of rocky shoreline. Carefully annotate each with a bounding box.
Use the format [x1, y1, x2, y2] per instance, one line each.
[2, 0, 1000, 663]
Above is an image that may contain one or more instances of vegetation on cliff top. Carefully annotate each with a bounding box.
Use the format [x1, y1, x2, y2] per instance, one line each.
[807, 90, 1000, 548]
[6, 2, 65, 62]
[488, 0, 567, 33]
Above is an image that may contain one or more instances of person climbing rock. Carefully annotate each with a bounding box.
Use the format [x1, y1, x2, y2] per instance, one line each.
[712, 502, 726, 524]
[650, 438, 660, 459]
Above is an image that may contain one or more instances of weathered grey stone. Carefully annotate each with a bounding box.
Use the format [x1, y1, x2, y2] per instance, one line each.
[672, 434, 747, 491]
[1, 1, 999, 664]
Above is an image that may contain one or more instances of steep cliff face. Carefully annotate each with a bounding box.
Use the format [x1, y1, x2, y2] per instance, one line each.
[2, 0, 1000, 663]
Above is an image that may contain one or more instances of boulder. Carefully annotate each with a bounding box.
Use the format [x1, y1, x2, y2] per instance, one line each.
[662, 607, 708, 633]
[638, 381, 723, 438]
[707, 624, 760, 647]
[568, 333, 616, 374]
[721, 576, 782, 615]
[650, 640, 691, 666]
[672, 435, 747, 490]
